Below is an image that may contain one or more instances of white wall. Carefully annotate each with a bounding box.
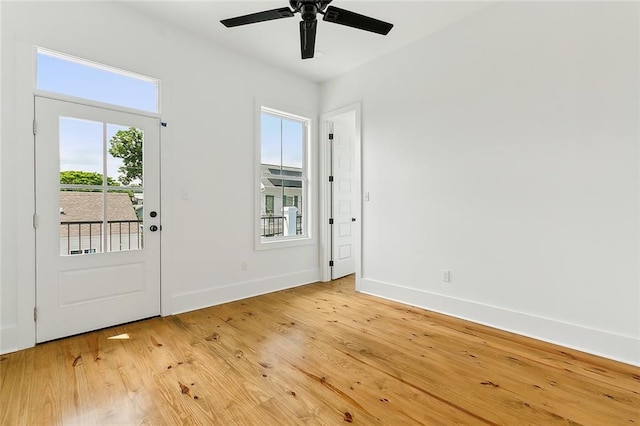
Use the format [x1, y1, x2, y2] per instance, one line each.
[322, 2, 639, 365]
[0, 2, 320, 353]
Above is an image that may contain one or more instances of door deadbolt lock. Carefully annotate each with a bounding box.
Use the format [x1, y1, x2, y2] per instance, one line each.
[150, 211, 157, 218]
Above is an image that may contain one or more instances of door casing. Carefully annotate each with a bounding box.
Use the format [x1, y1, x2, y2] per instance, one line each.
[320, 103, 362, 287]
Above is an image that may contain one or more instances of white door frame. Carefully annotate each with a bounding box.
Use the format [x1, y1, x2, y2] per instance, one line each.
[319, 103, 362, 287]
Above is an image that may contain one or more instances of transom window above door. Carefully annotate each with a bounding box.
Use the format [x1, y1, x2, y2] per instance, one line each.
[36, 47, 159, 113]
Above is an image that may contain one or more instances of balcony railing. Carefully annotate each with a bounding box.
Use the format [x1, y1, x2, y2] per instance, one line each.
[60, 219, 143, 255]
[261, 215, 302, 238]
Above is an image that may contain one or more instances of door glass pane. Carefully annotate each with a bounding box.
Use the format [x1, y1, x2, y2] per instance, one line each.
[59, 190, 104, 255]
[59, 117, 103, 182]
[106, 123, 144, 252]
[107, 124, 143, 187]
[107, 189, 143, 252]
[59, 117, 105, 255]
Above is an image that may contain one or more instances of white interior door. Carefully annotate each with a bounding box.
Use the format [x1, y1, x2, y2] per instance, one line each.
[35, 96, 161, 342]
[331, 117, 356, 279]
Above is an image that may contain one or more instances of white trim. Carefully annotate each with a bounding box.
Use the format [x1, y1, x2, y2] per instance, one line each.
[37, 47, 158, 84]
[360, 278, 640, 367]
[167, 269, 320, 315]
[33, 90, 161, 120]
[319, 103, 362, 284]
[0, 325, 19, 355]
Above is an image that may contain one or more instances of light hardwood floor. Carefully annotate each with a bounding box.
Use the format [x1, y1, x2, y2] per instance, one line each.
[1, 275, 639, 425]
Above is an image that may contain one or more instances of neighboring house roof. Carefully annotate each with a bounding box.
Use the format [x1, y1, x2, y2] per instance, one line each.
[59, 191, 138, 222]
[260, 164, 303, 189]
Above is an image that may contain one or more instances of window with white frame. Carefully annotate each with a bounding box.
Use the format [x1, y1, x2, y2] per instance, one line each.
[259, 107, 310, 243]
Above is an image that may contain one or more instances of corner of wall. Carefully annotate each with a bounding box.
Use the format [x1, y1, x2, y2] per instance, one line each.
[359, 278, 640, 367]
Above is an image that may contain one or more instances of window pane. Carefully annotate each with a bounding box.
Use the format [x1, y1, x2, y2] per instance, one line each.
[259, 108, 308, 241]
[107, 189, 143, 252]
[37, 49, 158, 113]
[282, 119, 303, 169]
[265, 195, 274, 214]
[283, 186, 302, 235]
[107, 124, 143, 186]
[261, 112, 282, 167]
[60, 191, 104, 256]
[59, 117, 103, 183]
[261, 180, 283, 237]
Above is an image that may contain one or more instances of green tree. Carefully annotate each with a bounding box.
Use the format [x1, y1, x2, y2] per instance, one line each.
[108, 127, 143, 185]
[60, 170, 120, 187]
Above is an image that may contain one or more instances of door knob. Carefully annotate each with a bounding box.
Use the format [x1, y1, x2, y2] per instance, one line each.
[352, 218, 356, 222]
[149, 225, 158, 232]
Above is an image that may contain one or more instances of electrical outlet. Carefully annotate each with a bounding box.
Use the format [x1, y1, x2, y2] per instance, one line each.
[241, 261, 248, 271]
[441, 270, 451, 283]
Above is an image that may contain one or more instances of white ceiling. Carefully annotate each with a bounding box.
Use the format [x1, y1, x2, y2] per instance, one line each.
[125, 1, 493, 82]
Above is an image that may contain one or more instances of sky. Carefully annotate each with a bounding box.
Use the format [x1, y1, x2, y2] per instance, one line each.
[59, 117, 127, 181]
[260, 112, 304, 169]
[39, 49, 304, 184]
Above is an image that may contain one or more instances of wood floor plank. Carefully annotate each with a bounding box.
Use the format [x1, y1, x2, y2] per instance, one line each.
[1, 275, 638, 425]
[269, 282, 640, 423]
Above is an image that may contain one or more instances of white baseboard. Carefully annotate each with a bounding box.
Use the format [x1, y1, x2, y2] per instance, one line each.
[359, 278, 640, 367]
[0, 324, 18, 355]
[166, 269, 321, 316]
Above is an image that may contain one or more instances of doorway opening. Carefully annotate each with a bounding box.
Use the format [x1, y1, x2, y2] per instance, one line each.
[321, 104, 361, 284]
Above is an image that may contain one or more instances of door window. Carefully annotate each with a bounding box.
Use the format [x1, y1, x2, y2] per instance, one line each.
[59, 118, 145, 255]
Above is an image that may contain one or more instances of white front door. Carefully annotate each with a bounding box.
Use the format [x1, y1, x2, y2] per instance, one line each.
[331, 117, 356, 279]
[35, 97, 161, 342]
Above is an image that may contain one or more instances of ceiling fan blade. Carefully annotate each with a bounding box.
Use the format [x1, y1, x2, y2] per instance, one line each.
[300, 20, 317, 60]
[322, 6, 393, 35]
[221, 7, 294, 28]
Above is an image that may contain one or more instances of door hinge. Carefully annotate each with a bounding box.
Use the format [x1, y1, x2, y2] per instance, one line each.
[329, 218, 334, 225]
[33, 307, 38, 322]
[32, 214, 38, 229]
[329, 260, 334, 267]
[329, 133, 334, 140]
[329, 176, 334, 182]
[32, 120, 37, 135]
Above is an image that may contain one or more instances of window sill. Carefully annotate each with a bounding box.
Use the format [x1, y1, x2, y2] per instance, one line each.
[255, 235, 314, 251]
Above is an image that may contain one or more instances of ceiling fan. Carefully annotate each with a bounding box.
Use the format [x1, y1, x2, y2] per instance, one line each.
[220, 0, 393, 60]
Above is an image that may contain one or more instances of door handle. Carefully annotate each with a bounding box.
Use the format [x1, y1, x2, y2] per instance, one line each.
[149, 225, 158, 232]
[352, 218, 356, 222]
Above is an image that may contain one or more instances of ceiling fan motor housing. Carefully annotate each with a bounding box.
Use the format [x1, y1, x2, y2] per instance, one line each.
[290, 0, 332, 21]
